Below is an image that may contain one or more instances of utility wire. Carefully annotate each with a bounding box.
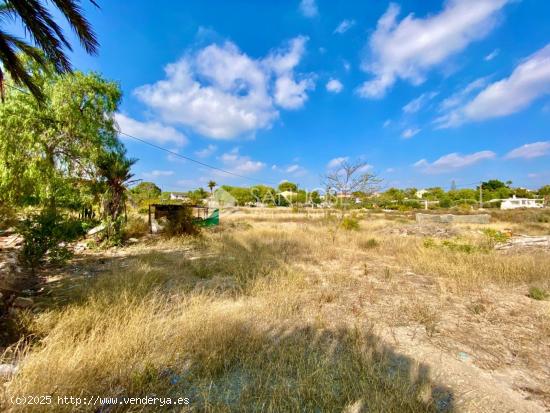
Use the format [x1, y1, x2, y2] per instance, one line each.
[118, 131, 278, 186]
[4, 82, 278, 186]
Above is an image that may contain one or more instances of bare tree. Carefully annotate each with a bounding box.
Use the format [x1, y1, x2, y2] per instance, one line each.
[320, 160, 382, 243]
[322, 160, 381, 210]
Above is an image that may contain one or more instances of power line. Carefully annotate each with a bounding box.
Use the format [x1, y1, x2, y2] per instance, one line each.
[4, 83, 278, 186]
[118, 131, 278, 186]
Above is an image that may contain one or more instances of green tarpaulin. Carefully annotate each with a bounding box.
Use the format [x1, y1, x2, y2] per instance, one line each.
[196, 209, 219, 227]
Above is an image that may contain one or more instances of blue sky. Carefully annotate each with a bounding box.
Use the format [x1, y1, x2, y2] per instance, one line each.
[24, 1, 550, 190]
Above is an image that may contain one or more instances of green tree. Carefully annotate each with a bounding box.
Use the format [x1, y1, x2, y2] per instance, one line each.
[278, 181, 298, 192]
[481, 179, 508, 191]
[96, 149, 136, 222]
[130, 182, 161, 202]
[0, 56, 122, 209]
[538, 185, 550, 197]
[207, 180, 216, 194]
[0, 0, 98, 101]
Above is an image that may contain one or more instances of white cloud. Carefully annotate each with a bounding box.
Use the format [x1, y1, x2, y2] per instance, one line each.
[401, 128, 420, 139]
[219, 148, 265, 174]
[438, 45, 550, 128]
[274, 76, 314, 109]
[134, 36, 313, 139]
[115, 113, 187, 146]
[327, 156, 349, 169]
[438, 44, 550, 127]
[334, 19, 356, 34]
[142, 170, 175, 178]
[414, 150, 496, 174]
[383, 119, 391, 128]
[194, 144, 217, 158]
[438, 77, 488, 112]
[402, 92, 438, 114]
[343, 60, 351, 72]
[299, 0, 318, 18]
[505, 141, 550, 160]
[484, 48, 500, 61]
[326, 78, 343, 93]
[272, 163, 307, 177]
[357, 0, 509, 99]
[356, 163, 373, 173]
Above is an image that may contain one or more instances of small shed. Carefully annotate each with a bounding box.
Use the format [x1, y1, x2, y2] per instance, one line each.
[148, 204, 214, 234]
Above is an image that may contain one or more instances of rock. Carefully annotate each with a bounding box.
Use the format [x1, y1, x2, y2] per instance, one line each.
[127, 237, 139, 244]
[0, 364, 18, 379]
[12, 296, 34, 308]
[87, 223, 105, 236]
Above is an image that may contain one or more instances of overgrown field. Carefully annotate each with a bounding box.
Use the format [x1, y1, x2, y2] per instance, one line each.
[1, 209, 549, 412]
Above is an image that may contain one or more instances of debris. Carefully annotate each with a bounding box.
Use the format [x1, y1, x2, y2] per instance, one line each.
[458, 352, 470, 362]
[495, 235, 550, 250]
[12, 297, 34, 308]
[127, 237, 139, 244]
[87, 224, 105, 236]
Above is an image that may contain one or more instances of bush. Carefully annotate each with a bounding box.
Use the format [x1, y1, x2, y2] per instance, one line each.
[164, 206, 200, 237]
[17, 210, 85, 273]
[341, 216, 360, 231]
[359, 238, 379, 249]
[125, 215, 149, 239]
[482, 228, 509, 246]
[439, 197, 451, 209]
[528, 286, 549, 301]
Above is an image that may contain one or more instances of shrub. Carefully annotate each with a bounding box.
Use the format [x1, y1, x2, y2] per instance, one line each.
[125, 215, 149, 239]
[528, 286, 549, 301]
[439, 197, 451, 208]
[359, 238, 379, 249]
[17, 210, 85, 273]
[441, 240, 477, 253]
[482, 228, 509, 246]
[341, 216, 360, 231]
[164, 206, 200, 237]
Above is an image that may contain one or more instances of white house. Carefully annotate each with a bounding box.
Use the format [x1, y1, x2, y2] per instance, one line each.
[500, 195, 544, 210]
[415, 189, 428, 199]
[169, 192, 189, 201]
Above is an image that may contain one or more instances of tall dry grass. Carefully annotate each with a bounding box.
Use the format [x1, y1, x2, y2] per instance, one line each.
[2, 226, 437, 412]
[2, 210, 549, 411]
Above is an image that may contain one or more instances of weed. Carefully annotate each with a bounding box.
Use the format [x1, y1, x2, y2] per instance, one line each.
[341, 216, 360, 231]
[528, 286, 549, 301]
[360, 238, 379, 249]
[409, 304, 440, 337]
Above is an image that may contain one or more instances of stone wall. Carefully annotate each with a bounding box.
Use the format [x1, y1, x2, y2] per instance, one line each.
[415, 213, 491, 224]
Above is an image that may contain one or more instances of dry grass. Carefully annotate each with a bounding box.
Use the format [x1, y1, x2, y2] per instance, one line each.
[1, 208, 549, 411]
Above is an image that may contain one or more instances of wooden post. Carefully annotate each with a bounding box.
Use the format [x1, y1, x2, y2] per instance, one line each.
[148, 204, 152, 234]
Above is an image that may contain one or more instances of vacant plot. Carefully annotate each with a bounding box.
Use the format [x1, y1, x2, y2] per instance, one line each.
[1, 209, 549, 412]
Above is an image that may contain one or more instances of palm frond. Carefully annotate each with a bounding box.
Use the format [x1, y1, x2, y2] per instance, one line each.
[0, 28, 45, 101]
[51, 0, 98, 54]
[5, 0, 71, 73]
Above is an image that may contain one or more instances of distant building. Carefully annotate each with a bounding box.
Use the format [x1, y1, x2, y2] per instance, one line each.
[415, 189, 428, 199]
[500, 195, 544, 210]
[169, 192, 189, 201]
[279, 190, 296, 200]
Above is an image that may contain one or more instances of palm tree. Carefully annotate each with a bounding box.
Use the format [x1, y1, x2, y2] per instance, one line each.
[96, 149, 137, 222]
[0, 0, 98, 102]
[208, 180, 216, 194]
